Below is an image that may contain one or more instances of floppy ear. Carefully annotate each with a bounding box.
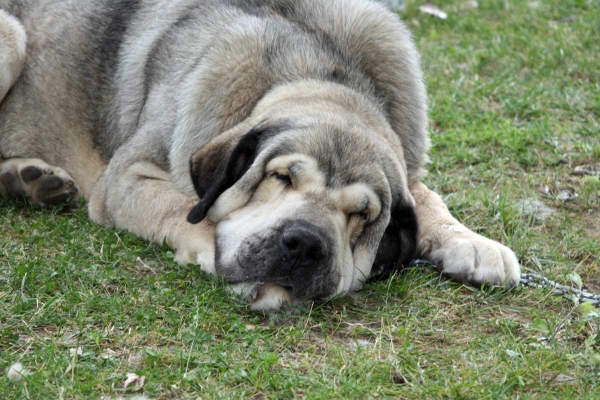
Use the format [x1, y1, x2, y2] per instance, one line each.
[187, 128, 265, 224]
[369, 201, 419, 281]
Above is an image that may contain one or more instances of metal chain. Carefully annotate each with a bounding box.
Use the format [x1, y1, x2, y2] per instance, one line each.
[520, 273, 600, 306]
[410, 259, 600, 306]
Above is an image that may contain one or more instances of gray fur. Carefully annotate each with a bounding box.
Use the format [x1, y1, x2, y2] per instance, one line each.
[0, 0, 520, 309]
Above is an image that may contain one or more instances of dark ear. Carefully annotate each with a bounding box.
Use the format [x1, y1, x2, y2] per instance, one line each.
[187, 128, 265, 224]
[369, 201, 418, 281]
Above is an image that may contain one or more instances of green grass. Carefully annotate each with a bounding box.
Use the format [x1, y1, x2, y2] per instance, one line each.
[1, 0, 599, 398]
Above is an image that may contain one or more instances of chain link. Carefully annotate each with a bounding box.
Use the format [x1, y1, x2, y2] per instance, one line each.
[520, 273, 600, 306]
[410, 259, 600, 306]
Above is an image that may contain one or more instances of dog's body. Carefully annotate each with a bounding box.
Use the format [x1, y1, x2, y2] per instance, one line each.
[0, 0, 520, 310]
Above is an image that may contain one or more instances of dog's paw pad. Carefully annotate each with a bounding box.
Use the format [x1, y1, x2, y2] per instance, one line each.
[19, 166, 44, 183]
[32, 175, 79, 206]
[0, 170, 24, 198]
[0, 158, 79, 206]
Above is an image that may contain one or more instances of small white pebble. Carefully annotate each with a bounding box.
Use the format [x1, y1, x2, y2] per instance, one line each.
[123, 372, 146, 391]
[69, 347, 84, 357]
[7, 362, 30, 382]
[347, 339, 375, 350]
[100, 349, 117, 359]
[462, 0, 479, 8]
[419, 4, 448, 20]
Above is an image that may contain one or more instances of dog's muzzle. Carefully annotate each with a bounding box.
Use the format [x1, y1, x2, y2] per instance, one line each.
[280, 220, 329, 269]
[271, 220, 333, 299]
[219, 219, 337, 301]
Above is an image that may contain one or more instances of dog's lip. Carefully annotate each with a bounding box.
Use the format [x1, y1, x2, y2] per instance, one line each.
[256, 282, 290, 292]
[226, 256, 320, 300]
[257, 281, 293, 295]
[226, 271, 328, 301]
[253, 282, 296, 304]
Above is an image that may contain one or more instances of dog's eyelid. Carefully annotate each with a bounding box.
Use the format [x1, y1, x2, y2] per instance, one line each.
[339, 190, 383, 224]
[268, 170, 293, 187]
[347, 208, 369, 222]
[354, 210, 369, 220]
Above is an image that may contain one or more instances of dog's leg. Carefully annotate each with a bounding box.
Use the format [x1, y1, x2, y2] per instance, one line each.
[0, 158, 80, 205]
[0, 10, 27, 102]
[88, 161, 216, 274]
[0, 13, 83, 207]
[410, 182, 520, 287]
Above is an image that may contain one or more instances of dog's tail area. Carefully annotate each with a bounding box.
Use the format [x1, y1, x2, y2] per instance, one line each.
[0, 9, 27, 103]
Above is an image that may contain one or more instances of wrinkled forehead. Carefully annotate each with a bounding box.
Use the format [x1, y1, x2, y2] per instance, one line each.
[267, 153, 382, 217]
[263, 124, 400, 199]
[274, 125, 393, 184]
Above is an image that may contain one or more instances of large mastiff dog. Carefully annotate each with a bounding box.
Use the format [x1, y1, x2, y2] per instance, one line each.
[0, 0, 520, 310]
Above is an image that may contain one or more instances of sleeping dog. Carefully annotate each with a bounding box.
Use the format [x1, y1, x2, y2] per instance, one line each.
[0, 0, 520, 310]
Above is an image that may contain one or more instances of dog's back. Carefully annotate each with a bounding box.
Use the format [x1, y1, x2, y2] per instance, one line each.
[1, 0, 428, 195]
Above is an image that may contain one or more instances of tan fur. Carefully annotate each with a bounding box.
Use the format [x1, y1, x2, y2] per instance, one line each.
[88, 161, 217, 275]
[0, 9, 26, 103]
[0, 0, 520, 311]
[411, 182, 520, 286]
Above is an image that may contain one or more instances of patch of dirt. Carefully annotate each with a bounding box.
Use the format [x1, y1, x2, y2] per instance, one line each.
[33, 324, 59, 339]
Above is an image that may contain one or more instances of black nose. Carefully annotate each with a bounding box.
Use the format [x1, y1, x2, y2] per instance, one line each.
[280, 222, 328, 266]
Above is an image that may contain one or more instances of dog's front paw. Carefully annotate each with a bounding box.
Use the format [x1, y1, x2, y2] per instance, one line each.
[175, 245, 216, 273]
[428, 226, 520, 288]
[173, 221, 217, 275]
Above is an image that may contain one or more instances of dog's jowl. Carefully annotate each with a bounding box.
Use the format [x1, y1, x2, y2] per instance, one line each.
[0, 0, 520, 311]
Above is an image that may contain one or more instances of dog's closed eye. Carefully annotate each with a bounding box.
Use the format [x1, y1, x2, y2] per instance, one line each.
[349, 211, 369, 221]
[270, 172, 293, 187]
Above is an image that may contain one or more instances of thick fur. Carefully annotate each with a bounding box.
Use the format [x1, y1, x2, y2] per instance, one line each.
[0, 9, 26, 101]
[0, 0, 520, 310]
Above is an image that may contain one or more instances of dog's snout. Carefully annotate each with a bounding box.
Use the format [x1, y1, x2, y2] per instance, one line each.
[280, 222, 328, 266]
[224, 219, 336, 301]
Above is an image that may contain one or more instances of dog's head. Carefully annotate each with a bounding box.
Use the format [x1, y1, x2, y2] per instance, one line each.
[187, 88, 418, 310]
